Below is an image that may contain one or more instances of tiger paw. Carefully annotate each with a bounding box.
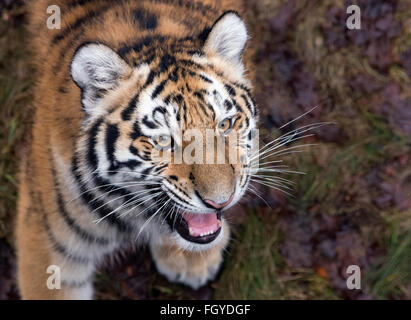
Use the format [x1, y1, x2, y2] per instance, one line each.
[150, 242, 224, 290]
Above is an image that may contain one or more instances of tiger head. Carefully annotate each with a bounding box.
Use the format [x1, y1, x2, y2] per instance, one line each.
[71, 12, 258, 250]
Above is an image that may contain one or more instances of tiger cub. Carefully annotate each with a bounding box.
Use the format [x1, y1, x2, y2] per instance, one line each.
[17, 0, 257, 299]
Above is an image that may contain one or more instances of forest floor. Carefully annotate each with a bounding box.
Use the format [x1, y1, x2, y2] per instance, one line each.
[0, 0, 410, 300]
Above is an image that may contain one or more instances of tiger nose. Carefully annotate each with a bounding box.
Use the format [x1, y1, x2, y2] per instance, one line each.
[204, 192, 234, 209]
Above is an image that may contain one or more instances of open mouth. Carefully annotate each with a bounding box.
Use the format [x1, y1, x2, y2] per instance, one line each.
[167, 211, 222, 244]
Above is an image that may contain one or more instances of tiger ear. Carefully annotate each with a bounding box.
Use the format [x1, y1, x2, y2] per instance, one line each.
[203, 11, 248, 72]
[71, 43, 132, 114]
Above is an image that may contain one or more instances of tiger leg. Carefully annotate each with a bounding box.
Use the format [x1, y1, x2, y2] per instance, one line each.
[16, 211, 96, 300]
[149, 221, 230, 289]
[16, 175, 97, 300]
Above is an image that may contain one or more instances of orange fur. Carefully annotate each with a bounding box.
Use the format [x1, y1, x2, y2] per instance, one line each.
[17, 0, 254, 299]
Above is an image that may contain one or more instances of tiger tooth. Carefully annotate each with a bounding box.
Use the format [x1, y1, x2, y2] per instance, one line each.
[189, 227, 194, 236]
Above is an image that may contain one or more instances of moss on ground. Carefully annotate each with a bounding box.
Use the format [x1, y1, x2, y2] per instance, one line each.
[0, 5, 32, 242]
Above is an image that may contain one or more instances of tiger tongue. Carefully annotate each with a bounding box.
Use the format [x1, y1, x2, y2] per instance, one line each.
[182, 212, 219, 237]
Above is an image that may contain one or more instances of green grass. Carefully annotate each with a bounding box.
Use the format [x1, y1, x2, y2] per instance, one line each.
[214, 210, 339, 300]
[215, 210, 284, 299]
[369, 228, 411, 299]
[287, 109, 408, 213]
[0, 14, 33, 241]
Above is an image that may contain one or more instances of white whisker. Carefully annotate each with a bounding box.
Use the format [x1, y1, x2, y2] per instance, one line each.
[279, 105, 319, 129]
[118, 192, 164, 219]
[250, 179, 294, 197]
[90, 187, 159, 215]
[136, 198, 171, 240]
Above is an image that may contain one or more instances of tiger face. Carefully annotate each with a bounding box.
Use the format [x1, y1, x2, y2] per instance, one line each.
[71, 12, 257, 250]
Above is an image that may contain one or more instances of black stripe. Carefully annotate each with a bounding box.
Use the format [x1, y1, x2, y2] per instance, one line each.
[67, 0, 107, 8]
[153, 106, 167, 117]
[122, 93, 139, 121]
[52, 5, 111, 45]
[232, 98, 244, 113]
[142, 115, 158, 129]
[233, 82, 257, 116]
[245, 116, 250, 129]
[164, 93, 173, 104]
[133, 8, 158, 30]
[206, 103, 216, 120]
[52, 167, 110, 246]
[151, 0, 218, 16]
[129, 145, 151, 161]
[196, 99, 211, 117]
[241, 94, 255, 116]
[92, 171, 134, 202]
[72, 120, 132, 233]
[169, 67, 179, 82]
[225, 84, 236, 96]
[72, 154, 133, 233]
[118, 36, 196, 61]
[152, 79, 168, 98]
[130, 121, 142, 140]
[155, 163, 169, 173]
[159, 54, 177, 72]
[121, 70, 164, 121]
[43, 213, 90, 265]
[133, 53, 156, 66]
[118, 159, 142, 170]
[118, 36, 166, 58]
[145, 70, 157, 87]
[86, 118, 103, 170]
[141, 166, 153, 177]
[180, 59, 205, 70]
[105, 123, 120, 173]
[105, 123, 143, 171]
[173, 94, 184, 105]
[193, 91, 204, 100]
[224, 100, 233, 111]
[198, 26, 212, 42]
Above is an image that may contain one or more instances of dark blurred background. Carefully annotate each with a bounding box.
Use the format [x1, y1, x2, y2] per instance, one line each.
[0, 0, 410, 300]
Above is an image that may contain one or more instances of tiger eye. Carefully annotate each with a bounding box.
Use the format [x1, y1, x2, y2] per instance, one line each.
[218, 118, 231, 133]
[155, 135, 171, 148]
